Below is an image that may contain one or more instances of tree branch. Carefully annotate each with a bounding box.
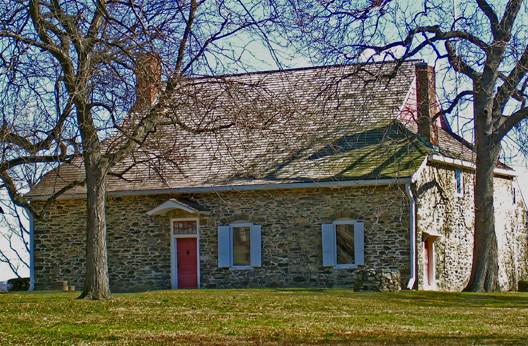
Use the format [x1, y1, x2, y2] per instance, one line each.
[494, 45, 528, 115]
[174, 0, 199, 77]
[445, 41, 480, 81]
[1, 98, 75, 155]
[432, 90, 475, 123]
[496, 0, 523, 42]
[0, 171, 38, 216]
[495, 106, 528, 141]
[28, 0, 76, 90]
[83, 0, 107, 56]
[358, 25, 489, 74]
[476, 0, 499, 34]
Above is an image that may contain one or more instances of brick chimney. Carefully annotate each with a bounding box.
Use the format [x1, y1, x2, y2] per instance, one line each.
[415, 63, 439, 146]
[133, 53, 161, 111]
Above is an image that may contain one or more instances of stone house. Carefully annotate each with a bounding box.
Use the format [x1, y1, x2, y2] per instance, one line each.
[27, 61, 528, 292]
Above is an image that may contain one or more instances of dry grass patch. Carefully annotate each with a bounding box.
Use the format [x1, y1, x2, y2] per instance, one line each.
[1, 289, 527, 345]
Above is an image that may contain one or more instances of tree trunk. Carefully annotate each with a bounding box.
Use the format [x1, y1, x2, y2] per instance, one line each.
[78, 161, 112, 299]
[464, 115, 501, 292]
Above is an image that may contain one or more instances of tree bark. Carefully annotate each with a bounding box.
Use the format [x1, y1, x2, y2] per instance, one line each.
[464, 100, 501, 292]
[76, 100, 112, 300]
[78, 161, 112, 299]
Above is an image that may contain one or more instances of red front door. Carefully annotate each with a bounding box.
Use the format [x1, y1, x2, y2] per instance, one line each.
[177, 238, 198, 289]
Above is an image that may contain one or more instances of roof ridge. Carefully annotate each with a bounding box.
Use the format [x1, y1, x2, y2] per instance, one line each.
[189, 59, 425, 80]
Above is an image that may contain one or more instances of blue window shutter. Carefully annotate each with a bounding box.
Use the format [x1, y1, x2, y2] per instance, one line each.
[355, 222, 365, 266]
[322, 223, 336, 266]
[250, 224, 262, 267]
[218, 226, 230, 267]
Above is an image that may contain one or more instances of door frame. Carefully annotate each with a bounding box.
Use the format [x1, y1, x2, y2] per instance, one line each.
[422, 235, 437, 290]
[171, 217, 200, 289]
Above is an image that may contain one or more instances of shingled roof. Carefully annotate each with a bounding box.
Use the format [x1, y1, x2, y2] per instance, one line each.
[28, 60, 478, 199]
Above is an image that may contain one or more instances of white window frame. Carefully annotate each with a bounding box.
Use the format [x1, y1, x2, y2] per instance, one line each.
[218, 222, 262, 269]
[170, 217, 200, 289]
[322, 220, 365, 268]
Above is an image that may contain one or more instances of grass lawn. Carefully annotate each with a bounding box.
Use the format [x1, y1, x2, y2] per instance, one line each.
[1, 289, 527, 345]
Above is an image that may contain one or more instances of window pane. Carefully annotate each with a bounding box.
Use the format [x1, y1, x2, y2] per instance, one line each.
[233, 226, 251, 266]
[455, 169, 462, 194]
[173, 220, 197, 235]
[336, 224, 355, 264]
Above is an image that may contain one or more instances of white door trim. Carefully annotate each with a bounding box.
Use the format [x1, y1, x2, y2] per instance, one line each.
[170, 217, 200, 289]
[423, 236, 437, 290]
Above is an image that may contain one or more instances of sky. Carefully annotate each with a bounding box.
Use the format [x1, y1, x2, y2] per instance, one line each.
[0, 247, 29, 282]
[0, 203, 30, 282]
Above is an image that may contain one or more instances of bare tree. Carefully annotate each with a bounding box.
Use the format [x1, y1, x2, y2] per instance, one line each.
[0, 0, 281, 299]
[282, 0, 528, 291]
[0, 199, 30, 279]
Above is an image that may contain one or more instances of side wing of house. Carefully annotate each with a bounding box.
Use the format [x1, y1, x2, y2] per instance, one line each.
[398, 63, 527, 292]
[413, 160, 528, 291]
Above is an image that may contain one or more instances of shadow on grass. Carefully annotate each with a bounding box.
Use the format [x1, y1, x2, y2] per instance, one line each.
[125, 333, 528, 346]
[273, 288, 328, 293]
[392, 290, 528, 309]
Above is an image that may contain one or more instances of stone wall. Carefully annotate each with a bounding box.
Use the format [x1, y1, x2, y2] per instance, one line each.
[33, 185, 411, 292]
[353, 268, 401, 292]
[33, 201, 87, 291]
[33, 164, 527, 293]
[414, 163, 528, 291]
[194, 186, 411, 289]
[494, 176, 528, 290]
[33, 195, 172, 292]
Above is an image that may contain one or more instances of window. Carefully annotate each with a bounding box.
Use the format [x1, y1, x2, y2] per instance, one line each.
[322, 220, 364, 267]
[233, 225, 251, 266]
[336, 223, 355, 264]
[218, 223, 261, 268]
[455, 169, 463, 196]
[173, 220, 198, 235]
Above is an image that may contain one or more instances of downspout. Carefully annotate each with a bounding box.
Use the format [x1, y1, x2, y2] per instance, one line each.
[405, 184, 417, 290]
[25, 207, 35, 291]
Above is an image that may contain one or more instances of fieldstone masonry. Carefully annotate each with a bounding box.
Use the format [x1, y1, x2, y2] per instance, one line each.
[32, 164, 528, 292]
[34, 195, 172, 292]
[353, 268, 401, 292]
[33, 185, 411, 292]
[414, 163, 528, 291]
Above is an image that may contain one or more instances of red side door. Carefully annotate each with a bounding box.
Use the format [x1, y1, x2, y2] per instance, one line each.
[177, 238, 198, 289]
[424, 238, 430, 286]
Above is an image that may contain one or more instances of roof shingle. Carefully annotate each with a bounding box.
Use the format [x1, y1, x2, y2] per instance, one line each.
[28, 60, 478, 199]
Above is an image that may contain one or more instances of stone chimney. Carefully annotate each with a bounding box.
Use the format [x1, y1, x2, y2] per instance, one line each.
[133, 53, 161, 111]
[415, 63, 439, 146]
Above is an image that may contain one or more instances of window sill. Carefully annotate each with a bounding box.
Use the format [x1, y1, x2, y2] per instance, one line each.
[230, 265, 253, 270]
[334, 264, 359, 269]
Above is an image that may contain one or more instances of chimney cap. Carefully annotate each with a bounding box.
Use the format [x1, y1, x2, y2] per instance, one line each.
[415, 62, 429, 67]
